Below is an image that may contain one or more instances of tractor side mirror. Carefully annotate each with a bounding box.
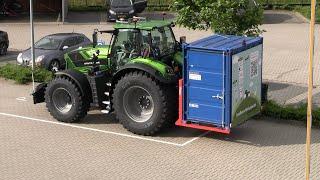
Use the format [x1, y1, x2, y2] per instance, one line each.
[92, 31, 98, 48]
[180, 36, 186, 44]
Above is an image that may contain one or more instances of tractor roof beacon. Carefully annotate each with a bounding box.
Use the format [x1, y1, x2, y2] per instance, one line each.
[33, 19, 185, 136]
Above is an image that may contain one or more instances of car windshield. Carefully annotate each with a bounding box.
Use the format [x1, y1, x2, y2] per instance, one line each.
[111, 0, 132, 7]
[35, 36, 62, 50]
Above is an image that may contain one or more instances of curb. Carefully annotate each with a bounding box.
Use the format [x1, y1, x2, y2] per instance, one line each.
[293, 11, 310, 23]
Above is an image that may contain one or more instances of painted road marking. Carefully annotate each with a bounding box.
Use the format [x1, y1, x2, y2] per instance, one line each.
[0, 112, 208, 147]
[180, 131, 210, 146]
[16, 97, 27, 102]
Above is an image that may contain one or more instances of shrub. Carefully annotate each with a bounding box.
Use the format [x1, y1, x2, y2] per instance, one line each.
[173, 0, 264, 36]
[262, 101, 320, 127]
[0, 64, 53, 84]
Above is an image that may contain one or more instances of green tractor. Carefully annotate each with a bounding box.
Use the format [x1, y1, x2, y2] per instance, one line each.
[33, 19, 185, 135]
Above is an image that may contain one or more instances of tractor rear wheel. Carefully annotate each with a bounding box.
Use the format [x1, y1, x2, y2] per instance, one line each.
[45, 76, 89, 123]
[113, 71, 173, 135]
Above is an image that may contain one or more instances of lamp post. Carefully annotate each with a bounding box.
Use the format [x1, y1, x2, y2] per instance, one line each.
[30, 0, 35, 92]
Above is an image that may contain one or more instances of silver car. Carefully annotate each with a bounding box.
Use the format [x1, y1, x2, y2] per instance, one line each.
[17, 33, 91, 72]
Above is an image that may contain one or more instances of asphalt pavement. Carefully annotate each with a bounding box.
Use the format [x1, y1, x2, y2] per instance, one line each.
[0, 79, 319, 180]
[0, 10, 319, 179]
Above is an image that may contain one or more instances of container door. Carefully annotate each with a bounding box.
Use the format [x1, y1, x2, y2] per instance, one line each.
[185, 49, 226, 126]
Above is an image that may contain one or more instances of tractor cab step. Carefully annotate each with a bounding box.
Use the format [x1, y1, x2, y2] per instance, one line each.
[103, 101, 111, 105]
[101, 110, 110, 114]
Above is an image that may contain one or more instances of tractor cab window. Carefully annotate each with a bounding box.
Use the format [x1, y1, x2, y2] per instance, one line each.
[111, 29, 142, 67]
[151, 26, 175, 57]
[140, 30, 152, 58]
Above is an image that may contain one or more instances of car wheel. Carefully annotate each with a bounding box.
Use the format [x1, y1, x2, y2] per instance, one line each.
[0, 43, 8, 55]
[106, 13, 115, 22]
[49, 60, 60, 72]
[106, 14, 111, 22]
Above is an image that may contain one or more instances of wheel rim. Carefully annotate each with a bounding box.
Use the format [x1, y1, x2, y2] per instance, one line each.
[52, 88, 73, 114]
[50, 61, 60, 72]
[123, 86, 154, 123]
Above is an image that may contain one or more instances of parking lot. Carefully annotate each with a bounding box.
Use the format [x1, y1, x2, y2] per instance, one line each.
[0, 78, 319, 179]
[1, 11, 320, 179]
[2, 23, 320, 86]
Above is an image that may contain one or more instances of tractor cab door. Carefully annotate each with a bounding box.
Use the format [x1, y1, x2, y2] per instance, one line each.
[110, 29, 142, 68]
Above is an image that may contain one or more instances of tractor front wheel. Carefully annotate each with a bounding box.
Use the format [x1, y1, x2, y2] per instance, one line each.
[45, 76, 89, 123]
[113, 71, 171, 135]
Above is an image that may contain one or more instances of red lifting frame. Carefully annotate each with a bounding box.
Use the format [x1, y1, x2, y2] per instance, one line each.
[175, 79, 231, 134]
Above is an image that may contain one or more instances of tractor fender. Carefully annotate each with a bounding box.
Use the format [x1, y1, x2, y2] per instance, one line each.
[55, 69, 92, 103]
[113, 63, 177, 84]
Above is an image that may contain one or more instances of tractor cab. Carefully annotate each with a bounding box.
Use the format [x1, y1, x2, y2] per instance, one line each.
[92, 18, 182, 71]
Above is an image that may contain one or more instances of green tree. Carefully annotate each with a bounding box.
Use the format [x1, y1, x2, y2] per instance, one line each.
[173, 0, 264, 36]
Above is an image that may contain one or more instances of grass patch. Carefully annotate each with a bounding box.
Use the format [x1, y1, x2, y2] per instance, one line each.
[262, 100, 320, 127]
[0, 64, 53, 84]
[294, 6, 320, 23]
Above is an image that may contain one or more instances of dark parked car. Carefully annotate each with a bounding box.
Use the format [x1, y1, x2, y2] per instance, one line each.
[17, 33, 91, 72]
[0, 30, 9, 55]
[106, 0, 147, 21]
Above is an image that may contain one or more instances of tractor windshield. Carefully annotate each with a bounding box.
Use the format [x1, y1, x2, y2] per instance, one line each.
[150, 26, 176, 57]
[111, 29, 142, 66]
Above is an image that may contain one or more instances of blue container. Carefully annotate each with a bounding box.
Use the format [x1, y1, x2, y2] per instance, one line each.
[183, 35, 263, 129]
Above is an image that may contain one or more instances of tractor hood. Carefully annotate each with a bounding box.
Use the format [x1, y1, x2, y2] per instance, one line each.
[67, 45, 111, 61]
[65, 45, 111, 72]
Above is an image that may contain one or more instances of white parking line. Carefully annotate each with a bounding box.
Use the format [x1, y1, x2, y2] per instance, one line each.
[180, 131, 210, 146]
[0, 112, 208, 147]
[16, 97, 27, 102]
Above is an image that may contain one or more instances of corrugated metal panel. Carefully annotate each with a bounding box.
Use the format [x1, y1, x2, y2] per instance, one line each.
[188, 34, 262, 54]
[184, 48, 225, 126]
[183, 34, 263, 128]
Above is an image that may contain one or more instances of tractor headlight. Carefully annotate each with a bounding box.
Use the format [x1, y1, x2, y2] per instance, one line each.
[109, 9, 116, 15]
[17, 53, 23, 63]
[129, 10, 134, 14]
[36, 55, 45, 63]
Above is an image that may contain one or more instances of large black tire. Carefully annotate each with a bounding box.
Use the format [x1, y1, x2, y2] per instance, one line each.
[113, 71, 174, 135]
[45, 76, 89, 123]
[163, 85, 178, 127]
[106, 13, 111, 22]
[0, 42, 8, 55]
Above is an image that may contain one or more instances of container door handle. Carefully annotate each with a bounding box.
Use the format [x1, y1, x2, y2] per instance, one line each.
[212, 94, 224, 100]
